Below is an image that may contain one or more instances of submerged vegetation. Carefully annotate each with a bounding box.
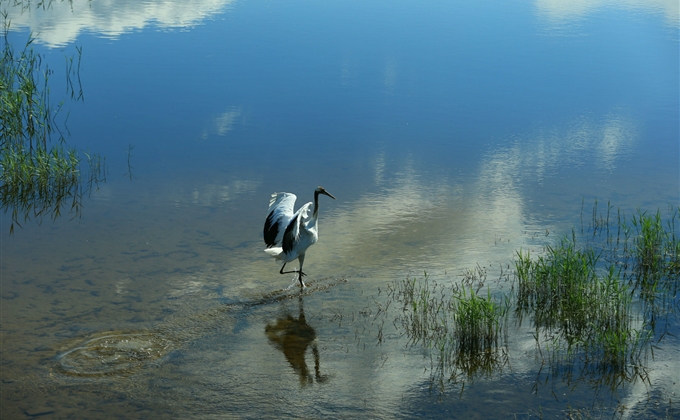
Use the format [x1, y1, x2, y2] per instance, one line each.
[389, 266, 511, 390]
[383, 203, 680, 398]
[0, 13, 106, 234]
[515, 237, 649, 372]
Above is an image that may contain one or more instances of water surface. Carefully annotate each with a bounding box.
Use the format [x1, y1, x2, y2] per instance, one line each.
[1, 0, 678, 418]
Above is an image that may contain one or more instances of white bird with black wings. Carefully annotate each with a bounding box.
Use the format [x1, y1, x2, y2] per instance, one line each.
[263, 186, 336, 287]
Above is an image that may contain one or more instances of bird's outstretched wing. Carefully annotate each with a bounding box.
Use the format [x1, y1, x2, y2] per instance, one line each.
[264, 192, 297, 248]
[282, 202, 312, 254]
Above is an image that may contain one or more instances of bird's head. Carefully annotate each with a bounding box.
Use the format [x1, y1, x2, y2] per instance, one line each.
[315, 186, 336, 200]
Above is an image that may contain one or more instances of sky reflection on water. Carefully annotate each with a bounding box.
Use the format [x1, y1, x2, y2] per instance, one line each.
[4, 0, 235, 47]
[1, 0, 679, 418]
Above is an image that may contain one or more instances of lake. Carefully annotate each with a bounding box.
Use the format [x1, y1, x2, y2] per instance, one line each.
[1, 0, 678, 418]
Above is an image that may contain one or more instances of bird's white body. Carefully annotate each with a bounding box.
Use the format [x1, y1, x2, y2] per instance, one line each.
[263, 187, 335, 287]
[263, 197, 318, 263]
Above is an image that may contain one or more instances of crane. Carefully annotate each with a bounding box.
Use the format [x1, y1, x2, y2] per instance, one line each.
[263, 186, 336, 287]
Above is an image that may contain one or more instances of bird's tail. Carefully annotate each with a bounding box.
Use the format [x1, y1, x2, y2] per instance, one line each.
[264, 247, 283, 259]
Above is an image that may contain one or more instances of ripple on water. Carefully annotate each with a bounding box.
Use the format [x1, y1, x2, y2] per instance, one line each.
[56, 332, 173, 377]
[54, 277, 348, 378]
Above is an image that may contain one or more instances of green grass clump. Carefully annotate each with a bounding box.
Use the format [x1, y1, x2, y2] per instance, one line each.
[515, 235, 650, 372]
[631, 210, 667, 273]
[514, 205, 680, 386]
[515, 235, 602, 339]
[390, 270, 510, 386]
[629, 208, 680, 293]
[0, 14, 106, 233]
[384, 204, 679, 394]
[452, 286, 507, 355]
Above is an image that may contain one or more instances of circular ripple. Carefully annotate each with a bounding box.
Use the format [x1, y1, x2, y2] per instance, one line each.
[55, 277, 346, 378]
[57, 333, 172, 377]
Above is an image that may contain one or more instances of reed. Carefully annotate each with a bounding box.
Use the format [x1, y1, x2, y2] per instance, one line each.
[516, 204, 680, 389]
[629, 208, 680, 285]
[631, 209, 666, 275]
[515, 235, 652, 373]
[383, 204, 678, 394]
[389, 271, 510, 388]
[451, 286, 508, 355]
[0, 13, 106, 233]
[515, 235, 602, 339]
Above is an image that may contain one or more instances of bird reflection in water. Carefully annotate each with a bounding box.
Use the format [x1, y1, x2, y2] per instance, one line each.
[265, 296, 328, 385]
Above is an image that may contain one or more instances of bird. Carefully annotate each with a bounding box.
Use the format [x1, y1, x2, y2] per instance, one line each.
[263, 186, 336, 288]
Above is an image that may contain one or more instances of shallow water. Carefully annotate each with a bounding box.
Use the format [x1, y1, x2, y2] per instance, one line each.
[1, 0, 679, 418]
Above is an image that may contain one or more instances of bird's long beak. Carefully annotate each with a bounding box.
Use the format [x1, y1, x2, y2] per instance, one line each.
[322, 190, 336, 200]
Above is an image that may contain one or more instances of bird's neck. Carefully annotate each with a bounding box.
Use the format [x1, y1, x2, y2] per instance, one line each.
[313, 191, 321, 218]
[307, 191, 321, 227]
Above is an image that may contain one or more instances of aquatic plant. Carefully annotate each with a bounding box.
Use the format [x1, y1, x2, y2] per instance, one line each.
[629, 208, 680, 290]
[514, 239, 650, 373]
[516, 204, 680, 392]
[389, 269, 510, 389]
[382, 203, 679, 396]
[515, 235, 603, 340]
[0, 13, 106, 233]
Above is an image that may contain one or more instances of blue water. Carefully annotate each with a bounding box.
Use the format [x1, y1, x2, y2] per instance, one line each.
[2, 0, 678, 418]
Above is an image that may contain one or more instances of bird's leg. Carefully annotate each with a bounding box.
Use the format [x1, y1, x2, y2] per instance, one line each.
[280, 261, 306, 287]
[279, 263, 300, 275]
[297, 254, 306, 288]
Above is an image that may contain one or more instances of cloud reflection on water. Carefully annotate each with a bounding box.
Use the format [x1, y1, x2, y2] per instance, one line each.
[293, 110, 678, 416]
[3, 0, 235, 47]
[535, 0, 679, 27]
[214, 106, 243, 136]
[185, 179, 259, 207]
[98, 109, 640, 346]
[316, 111, 637, 278]
[533, 112, 636, 177]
